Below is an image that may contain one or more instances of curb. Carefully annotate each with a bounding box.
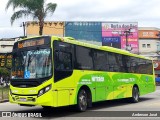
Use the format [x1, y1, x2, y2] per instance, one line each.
[0, 99, 9, 103]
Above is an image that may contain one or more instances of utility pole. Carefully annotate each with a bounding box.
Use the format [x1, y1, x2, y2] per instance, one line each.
[123, 28, 132, 51]
[22, 22, 26, 37]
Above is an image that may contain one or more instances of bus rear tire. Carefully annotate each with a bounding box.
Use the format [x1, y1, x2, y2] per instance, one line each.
[77, 89, 88, 112]
[130, 86, 139, 103]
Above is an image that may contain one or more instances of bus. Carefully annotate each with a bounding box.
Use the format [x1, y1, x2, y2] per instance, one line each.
[9, 36, 155, 111]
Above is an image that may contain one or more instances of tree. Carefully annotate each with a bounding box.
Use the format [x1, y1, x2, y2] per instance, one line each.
[6, 0, 57, 35]
[0, 67, 10, 77]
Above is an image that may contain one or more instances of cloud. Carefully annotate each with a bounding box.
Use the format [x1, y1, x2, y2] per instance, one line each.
[1, 0, 160, 38]
[0, 27, 23, 38]
[50, 0, 160, 28]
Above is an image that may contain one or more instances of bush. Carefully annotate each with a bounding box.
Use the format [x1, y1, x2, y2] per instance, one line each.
[0, 67, 10, 77]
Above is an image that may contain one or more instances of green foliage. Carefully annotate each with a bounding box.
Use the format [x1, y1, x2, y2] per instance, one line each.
[0, 67, 10, 77]
[6, 0, 57, 35]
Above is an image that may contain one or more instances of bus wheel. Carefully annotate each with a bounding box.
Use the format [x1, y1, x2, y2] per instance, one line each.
[77, 89, 88, 112]
[131, 86, 139, 103]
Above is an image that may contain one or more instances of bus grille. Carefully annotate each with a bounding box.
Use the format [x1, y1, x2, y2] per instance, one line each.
[11, 81, 40, 88]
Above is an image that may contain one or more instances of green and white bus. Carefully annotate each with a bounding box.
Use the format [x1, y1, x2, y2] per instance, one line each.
[9, 36, 155, 111]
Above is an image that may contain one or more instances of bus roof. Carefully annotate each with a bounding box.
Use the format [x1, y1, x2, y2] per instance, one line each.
[58, 36, 149, 60]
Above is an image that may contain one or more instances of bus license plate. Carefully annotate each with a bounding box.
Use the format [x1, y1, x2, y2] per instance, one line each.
[20, 98, 27, 102]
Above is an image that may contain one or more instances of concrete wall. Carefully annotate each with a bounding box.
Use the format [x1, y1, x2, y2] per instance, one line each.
[26, 21, 64, 37]
[139, 39, 160, 53]
[0, 39, 15, 53]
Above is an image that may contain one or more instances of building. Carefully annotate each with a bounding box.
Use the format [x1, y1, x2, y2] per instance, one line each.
[26, 21, 64, 37]
[138, 27, 160, 77]
[101, 22, 138, 53]
[0, 38, 16, 68]
[138, 27, 160, 60]
[26, 21, 139, 54]
[0, 38, 16, 53]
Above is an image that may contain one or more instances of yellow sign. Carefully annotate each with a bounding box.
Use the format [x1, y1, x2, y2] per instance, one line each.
[0, 54, 12, 68]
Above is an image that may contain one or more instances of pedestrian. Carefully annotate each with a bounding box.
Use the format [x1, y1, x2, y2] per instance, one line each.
[0, 76, 3, 86]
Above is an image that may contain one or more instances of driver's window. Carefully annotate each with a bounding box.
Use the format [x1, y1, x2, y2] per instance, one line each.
[55, 51, 72, 70]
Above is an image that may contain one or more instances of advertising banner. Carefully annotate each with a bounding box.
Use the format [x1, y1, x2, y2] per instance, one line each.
[65, 22, 102, 42]
[139, 30, 159, 39]
[102, 22, 138, 53]
[0, 53, 12, 68]
[0, 54, 5, 67]
[102, 37, 121, 48]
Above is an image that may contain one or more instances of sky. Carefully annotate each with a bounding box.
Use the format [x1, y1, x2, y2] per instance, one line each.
[0, 0, 160, 38]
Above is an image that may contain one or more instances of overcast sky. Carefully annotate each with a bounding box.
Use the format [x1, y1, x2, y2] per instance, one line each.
[0, 0, 160, 38]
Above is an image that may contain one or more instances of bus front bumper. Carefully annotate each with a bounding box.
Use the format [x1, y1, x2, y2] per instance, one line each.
[9, 90, 56, 107]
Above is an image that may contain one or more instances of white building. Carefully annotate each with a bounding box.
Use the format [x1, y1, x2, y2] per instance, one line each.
[138, 27, 160, 60]
[0, 38, 16, 53]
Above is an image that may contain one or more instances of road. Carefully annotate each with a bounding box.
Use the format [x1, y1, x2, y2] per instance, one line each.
[0, 86, 160, 120]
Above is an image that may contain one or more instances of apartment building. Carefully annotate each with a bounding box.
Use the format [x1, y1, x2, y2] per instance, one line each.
[138, 27, 160, 60]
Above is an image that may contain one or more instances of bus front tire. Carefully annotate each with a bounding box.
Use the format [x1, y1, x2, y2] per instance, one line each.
[77, 89, 88, 112]
[130, 86, 139, 103]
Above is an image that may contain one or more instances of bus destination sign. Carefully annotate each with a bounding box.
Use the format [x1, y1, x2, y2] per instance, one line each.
[18, 38, 45, 48]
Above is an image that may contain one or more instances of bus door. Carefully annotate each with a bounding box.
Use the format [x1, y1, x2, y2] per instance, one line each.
[93, 50, 107, 101]
[53, 41, 74, 106]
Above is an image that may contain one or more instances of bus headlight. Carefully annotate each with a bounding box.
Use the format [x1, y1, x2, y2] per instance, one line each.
[38, 84, 52, 97]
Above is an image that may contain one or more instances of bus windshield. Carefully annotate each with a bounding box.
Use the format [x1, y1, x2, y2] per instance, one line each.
[12, 48, 52, 79]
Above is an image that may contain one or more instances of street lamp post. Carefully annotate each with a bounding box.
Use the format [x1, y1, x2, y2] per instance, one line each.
[119, 28, 133, 51]
[124, 28, 132, 51]
[20, 22, 26, 37]
[22, 22, 26, 37]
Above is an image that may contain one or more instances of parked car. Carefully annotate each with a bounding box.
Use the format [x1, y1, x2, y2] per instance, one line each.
[155, 77, 160, 86]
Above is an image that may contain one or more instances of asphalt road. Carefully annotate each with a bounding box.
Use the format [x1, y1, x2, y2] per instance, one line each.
[0, 86, 160, 120]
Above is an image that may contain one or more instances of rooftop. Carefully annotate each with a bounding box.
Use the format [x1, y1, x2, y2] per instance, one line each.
[138, 27, 160, 30]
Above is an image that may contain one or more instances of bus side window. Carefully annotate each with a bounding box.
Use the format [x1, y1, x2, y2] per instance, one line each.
[122, 55, 130, 73]
[129, 57, 137, 73]
[146, 60, 153, 75]
[93, 50, 109, 71]
[108, 52, 121, 72]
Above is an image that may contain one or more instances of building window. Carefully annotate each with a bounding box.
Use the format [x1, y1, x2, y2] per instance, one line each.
[142, 44, 146, 48]
[147, 44, 151, 48]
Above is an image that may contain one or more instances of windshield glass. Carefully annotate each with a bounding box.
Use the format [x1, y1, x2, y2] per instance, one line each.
[12, 48, 52, 79]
